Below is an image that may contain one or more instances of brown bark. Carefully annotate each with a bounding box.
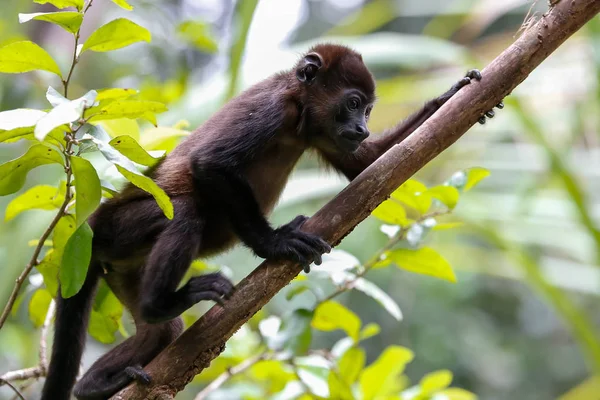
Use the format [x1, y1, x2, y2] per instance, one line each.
[112, 0, 600, 398]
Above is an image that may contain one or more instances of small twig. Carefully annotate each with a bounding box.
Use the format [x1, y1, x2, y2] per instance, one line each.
[39, 300, 56, 372]
[194, 352, 270, 400]
[62, 0, 94, 97]
[0, 379, 26, 400]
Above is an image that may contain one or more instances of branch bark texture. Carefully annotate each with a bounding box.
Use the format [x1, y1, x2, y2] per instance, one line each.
[113, 0, 600, 398]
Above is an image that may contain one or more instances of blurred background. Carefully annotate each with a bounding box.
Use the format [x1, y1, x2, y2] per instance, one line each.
[1, 0, 599, 399]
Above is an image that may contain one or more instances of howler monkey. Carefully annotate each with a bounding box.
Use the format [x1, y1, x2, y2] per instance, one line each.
[41, 44, 499, 400]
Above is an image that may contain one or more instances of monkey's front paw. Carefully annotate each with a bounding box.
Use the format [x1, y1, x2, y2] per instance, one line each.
[185, 272, 235, 306]
[266, 215, 332, 273]
[477, 102, 504, 124]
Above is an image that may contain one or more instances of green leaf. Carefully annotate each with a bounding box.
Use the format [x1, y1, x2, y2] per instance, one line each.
[81, 127, 173, 219]
[96, 88, 138, 101]
[312, 301, 361, 341]
[427, 185, 460, 209]
[177, 21, 218, 53]
[359, 323, 380, 341]
[388, 247, 456, 283]
[464, 167, 490, 191]
[139, 126, 190, 151]
[81, 18, 151, 53]
[109, 135, 163, 167]
[0, 41, 62, 76]
[339, 347, 366, 385]
[5, 184, 65, 221]
[86, 100, 167, 124]
[89, 282, 123, 343]
[352, 277, 402, 320]
[276, 309, 313, 355]
[60, 222, 93, 298]
[71, 156, 101, 227]
[34, 0, 84, 10]
[0, 144, 63, 196]
[359, 346, 414, 400]
[371, 199, 407, 226]
[391, 179, 432, 214]
[28, 289, 53, 327]
[99, 119, 140, 140]
[328, 372, 355, 400]
[37, 215, 77, 296]
[438, 388, 477, 400]
[110, 0, 133, 10]
[19, 12, 83, 34]
[286, 284, 311, 301]
[89, 310, 119, 343]
[116, 166, 173, 219]
[420, 369, 453, 394]
[432, 222, 464, 231]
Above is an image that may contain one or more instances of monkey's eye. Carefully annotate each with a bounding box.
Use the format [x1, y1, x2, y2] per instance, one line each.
[347, 98, 360, 110]
[365, 105, 373, 120]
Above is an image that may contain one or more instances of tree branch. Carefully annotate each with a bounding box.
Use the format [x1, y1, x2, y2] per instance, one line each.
[112, 0, 600, 398]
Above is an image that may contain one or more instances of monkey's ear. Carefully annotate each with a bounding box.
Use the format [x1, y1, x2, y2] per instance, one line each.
[296, 52, 323, 84]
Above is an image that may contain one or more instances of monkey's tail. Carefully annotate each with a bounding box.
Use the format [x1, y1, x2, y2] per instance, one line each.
[41, 261, 101, 400]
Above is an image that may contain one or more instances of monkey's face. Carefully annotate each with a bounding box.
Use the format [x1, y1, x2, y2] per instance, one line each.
[329, 89, 373, 152]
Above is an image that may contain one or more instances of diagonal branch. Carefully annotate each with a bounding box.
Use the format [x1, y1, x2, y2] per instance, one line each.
[112, 0, 600, 398]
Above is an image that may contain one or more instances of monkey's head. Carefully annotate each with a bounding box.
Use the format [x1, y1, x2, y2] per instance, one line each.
[296, 44, 376, 153]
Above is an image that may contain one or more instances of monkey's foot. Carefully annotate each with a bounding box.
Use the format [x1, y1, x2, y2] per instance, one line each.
[185, 272, 235, 306]
[124, 365, 151, 385]
[477, 102, 504, 125]
[263, 215, 332, 273]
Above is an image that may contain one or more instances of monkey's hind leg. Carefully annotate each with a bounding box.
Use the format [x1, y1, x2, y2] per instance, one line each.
[73, 318, 183, 400]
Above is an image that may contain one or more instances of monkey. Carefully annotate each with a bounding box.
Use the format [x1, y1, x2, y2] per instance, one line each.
[40, 43, 501, 400]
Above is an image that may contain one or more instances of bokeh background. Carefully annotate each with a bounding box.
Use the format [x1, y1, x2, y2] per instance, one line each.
[1, 0, 599, 399]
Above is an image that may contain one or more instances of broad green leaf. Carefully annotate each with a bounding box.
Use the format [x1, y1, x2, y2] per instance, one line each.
[177, 21, 218, 53]
[359, 346, 414, 400]
[99, 119, 140, 140]
[328, 372, 355, 400]
[71, 156, 101, 227]
[34, 0, 84, 10]
[388, 247, 456, 283]
[0, 109, 46, 131]
[438, 388, 477, 400]
[359, 323, 380, 341]
[420, 369, 452, 394]
[81, 127, 173, 219]
[35, 97, 88, 141]
[276, 309, 313, 355]
[0, 41, 62, 76]
[428, 185, 460, 209]
[464, 167, 490, 191]
[339, 347, 366, 385]
[86, 100, 167, 124]
[116, 166, 173, 219]
[110, 0, 133, 10]
[391, 179, 432, 214]
[37, 214, 77, 295]
[89, 310, 119, 343]
[139, 126, 190, 151]
[19, 12, 83, 34]
[28, 288, 53, 327]
[371, 199, 407, 226]
[353, 277, 402, 320]
[110, 135, 163, 166]
[96, 88, 138, 101]
[60, 222, 93, 298]
[312, 301, 361, 341]
[0, 144, 63, 196]
[81, 18, 151, 53]
[432, 222, 464, 231]
[5, 184, 65, 221]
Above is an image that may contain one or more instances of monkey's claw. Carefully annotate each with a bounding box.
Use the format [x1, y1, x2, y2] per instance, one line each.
[478, 102, 505, 124]
[262, 215, 332, 272]
[124, 365, 151, 385]
[185, 272, 235, 306]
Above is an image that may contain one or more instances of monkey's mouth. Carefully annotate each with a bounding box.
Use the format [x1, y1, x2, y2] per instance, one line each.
[338, 134, 363, 152]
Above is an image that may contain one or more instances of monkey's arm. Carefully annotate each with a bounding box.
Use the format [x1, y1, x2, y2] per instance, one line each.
[323, 70, 500, 180]
[191, 163, 330, 267]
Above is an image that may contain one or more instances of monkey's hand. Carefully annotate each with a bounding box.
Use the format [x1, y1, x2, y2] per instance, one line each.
[452, 69, 505, 125]
[257, 215, 331, 273]
[182, 272, 235, 306]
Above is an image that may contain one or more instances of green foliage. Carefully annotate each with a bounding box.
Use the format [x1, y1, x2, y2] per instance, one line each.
[387, 247, 456, 283]
[177, 21, 218, 53]
[5, 184, 65, 221]
[80, 18, 151, 53]
[312, 301, 361, 341]
[19, 12, 83, 34]
[110, 0, 133, 11]
[360, 346, 414, 399]
[0, 40, 62, 76]
[28, 288, 53, 327]
[0, 144, 64, 196]
[109, 135, 163, 167]
[88, 282, 123, 343]
[71, 156, 101, 227]
[33, 0, 84, 10]
[60, 222, 92, 298]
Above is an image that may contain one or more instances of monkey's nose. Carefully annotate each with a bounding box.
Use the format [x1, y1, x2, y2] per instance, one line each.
[355, 125, 369, 140]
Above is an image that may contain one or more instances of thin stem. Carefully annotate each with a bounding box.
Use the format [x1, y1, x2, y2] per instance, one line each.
[0, 379, 26, 400]
[194, 352, 270, 400]
[62, 0, 94, 97]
